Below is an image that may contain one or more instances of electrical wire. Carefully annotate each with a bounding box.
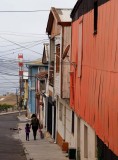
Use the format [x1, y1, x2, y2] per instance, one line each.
[0, 71, 19, 76]
[0, 75, 18, 84]
[0, 40, 43, 47]
[0, 31, 48, 94]
[0, 32, 47, 38]
[0, 76, 19, 91]
[0, 39, 48, 54]
[0, 36, 43, 55]
[0, 31, 48, 37]
[0, 82, 18, 84]
[0, 56, 30, 62]
[0, 10, 49, 13]
[0, 87, 18, 88]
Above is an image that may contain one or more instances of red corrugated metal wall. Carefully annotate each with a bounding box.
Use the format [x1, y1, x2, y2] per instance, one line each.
[70, 0, 118, 156]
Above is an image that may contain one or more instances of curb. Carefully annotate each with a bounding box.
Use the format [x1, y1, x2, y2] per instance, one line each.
[0, 110, 26, 116]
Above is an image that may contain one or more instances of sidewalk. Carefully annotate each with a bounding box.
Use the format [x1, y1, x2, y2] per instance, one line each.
[18, 115, 68, 160]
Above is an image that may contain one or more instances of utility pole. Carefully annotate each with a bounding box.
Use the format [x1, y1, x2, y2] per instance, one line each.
[18, 54, 23, 116]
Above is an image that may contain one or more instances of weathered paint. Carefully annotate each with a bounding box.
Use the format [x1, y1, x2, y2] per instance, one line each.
[51, 19, 61, 38]
[70, 0, 118, 156]
[61, 26, 71, 98]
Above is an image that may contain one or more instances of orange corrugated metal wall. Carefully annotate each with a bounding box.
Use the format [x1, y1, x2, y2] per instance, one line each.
[70, 0, 118, 156]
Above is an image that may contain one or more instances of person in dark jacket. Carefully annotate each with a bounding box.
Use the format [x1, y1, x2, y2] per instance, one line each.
[25, 123, 30, 141]
[30, 114, 40, 140]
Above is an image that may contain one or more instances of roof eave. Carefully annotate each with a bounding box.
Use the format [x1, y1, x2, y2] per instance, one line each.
[70, 0, 82, 19]
[46, 7, 61, 35]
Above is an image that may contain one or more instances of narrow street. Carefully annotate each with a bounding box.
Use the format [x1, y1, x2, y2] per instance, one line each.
[0, 113, 26, 160]
[0, 0, 118, 159]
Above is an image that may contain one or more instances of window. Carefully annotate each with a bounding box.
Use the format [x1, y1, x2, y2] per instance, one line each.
[84, 125, 88, 158]
[40, 80, 45, 91]
[94, 0, 98, 34]
[56, 44, 60, 73]
[71, 111, 74, 134]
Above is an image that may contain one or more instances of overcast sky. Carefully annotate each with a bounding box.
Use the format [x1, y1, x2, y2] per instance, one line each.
[0, 0, 77, 95]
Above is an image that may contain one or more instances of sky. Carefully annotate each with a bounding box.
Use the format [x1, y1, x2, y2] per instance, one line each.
[0, 0, 77, 95]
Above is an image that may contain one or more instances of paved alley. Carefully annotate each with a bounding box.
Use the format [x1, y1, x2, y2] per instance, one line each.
[18, 114, 68, 160]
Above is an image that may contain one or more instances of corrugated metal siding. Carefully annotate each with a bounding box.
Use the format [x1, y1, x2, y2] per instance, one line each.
[70, 0, 118, 156]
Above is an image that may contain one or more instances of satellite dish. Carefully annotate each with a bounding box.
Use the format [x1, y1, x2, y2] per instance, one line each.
[62, 45, 70, 60]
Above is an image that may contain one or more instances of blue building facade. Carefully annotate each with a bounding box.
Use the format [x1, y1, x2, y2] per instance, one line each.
[28, 66, 38, 114]
[26, 59, 48, 116]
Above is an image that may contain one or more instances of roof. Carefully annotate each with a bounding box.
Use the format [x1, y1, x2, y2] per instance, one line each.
[46, 7, 72, 35]
[70, 0, 109, 21]
[36, 71, 48, 79]
[56, 8, 72, 22]
[25, 58, 48, 67]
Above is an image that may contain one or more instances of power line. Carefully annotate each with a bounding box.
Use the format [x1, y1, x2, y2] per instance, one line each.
[0, 75, 19, 89]
[0, 52, 14, 58]
[0, 42, 38, 53]
[0, 31, 48, 36]
[0, 36, 43, 55]
[0, 60, 18, 64]
[0, 57, 30, 64]
[0, 71, 19, 76]
[0, 39, 48, 54]
[0, 40, 44, 47]
[0, 81, 18, 84]
[0, 33, 47, 38]
[0, 10, 49, 13]
[0, 86, 18, 89]
[0, 66, 19, 71]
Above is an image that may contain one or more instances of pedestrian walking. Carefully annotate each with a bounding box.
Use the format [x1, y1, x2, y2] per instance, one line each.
[30, 114, 40, 140]
[25, 123, 30, 141]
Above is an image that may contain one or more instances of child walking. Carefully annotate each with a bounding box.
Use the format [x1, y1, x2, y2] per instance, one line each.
[25, 123, 30, 141]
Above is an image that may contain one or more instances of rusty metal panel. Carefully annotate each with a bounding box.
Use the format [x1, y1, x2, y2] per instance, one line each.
[78, 21, 83, 78]
[71, 0, 118, 156]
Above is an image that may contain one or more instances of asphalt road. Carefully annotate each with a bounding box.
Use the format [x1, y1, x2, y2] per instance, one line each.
[0, 113, 27, 160]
